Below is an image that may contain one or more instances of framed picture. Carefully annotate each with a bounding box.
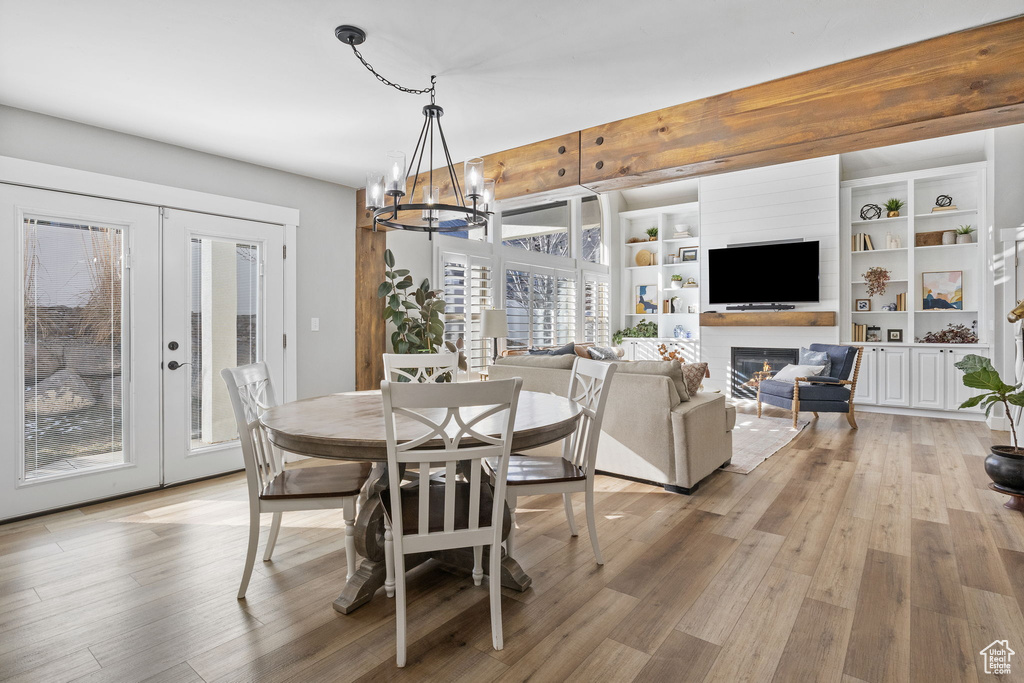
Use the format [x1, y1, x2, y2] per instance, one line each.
[678, 248, 698, 262]
[922, 271, 963, 310]
[855, 299, 871, 312]
[635, 285, 658, 315]
[887, 328, 904, 343]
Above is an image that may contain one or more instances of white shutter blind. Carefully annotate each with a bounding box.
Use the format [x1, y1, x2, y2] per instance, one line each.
[583, 275, 611, 346]
[467, 257, 492, 372]
[441, 253, 468, 350]
[531, 272, 555, 349]
[555, 271, 577, 346]
[505, 267, 530, 351]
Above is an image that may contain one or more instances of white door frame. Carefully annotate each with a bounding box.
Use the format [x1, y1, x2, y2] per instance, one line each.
[0, 156, 298, 407]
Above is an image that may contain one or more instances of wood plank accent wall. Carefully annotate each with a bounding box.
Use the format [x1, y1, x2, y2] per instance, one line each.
[579, 16, 1024, 190]
[354, 227, 387, 390]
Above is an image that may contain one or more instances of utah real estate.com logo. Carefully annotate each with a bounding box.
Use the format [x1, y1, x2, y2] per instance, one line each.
[980, 640, 1015, 675]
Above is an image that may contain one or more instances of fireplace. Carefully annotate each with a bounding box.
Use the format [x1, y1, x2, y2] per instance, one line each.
[731, 347, 799, 399]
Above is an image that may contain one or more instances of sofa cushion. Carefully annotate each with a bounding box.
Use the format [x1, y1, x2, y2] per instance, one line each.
[528, 341, 576, 356]
[681, 362, 708, 397]
[496, 354, 577, 370]
[613, 360, 688, 402]
[760, 378, 850, 402]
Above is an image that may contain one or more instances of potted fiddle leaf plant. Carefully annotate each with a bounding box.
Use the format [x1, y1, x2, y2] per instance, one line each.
[955, 354, 1024, 494]
[377, 249, 467, 380]
[884, 198, 905, 218]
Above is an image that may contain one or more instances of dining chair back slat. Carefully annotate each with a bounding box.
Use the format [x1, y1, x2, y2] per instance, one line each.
[383, 352, 460, 384]
[565, 358, 617, 473]
[222, 362, 281, 496]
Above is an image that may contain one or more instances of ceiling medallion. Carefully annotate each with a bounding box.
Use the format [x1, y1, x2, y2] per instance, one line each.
[336, 25, 494, 238]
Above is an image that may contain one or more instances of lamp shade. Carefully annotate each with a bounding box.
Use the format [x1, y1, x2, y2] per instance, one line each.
[480, 308, 508, 338]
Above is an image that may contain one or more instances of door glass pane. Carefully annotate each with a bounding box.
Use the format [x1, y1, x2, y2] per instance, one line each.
[190, 238, 260, 449]
[23, 218, 125, 480]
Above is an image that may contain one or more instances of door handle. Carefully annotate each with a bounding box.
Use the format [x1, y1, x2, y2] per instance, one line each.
[167, 360, 189, 370]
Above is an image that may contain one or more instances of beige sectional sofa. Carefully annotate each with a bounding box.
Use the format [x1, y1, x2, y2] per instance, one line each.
[489, 355, 736, 494]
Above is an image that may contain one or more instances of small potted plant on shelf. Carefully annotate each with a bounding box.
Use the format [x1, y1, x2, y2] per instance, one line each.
[646, 226, 658, 241]
[884, 198, 905, 218]
[955, 225, 975, 244]
[861, 266, 891, 297]
[955, 355, 1024, 505]
[669, 274, 683, 289]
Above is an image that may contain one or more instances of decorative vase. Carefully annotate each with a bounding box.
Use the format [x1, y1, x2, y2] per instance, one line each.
[887, 210, 900, 218]
[956, 233, 973, 244]
[669, 280, 681, 289]
[649, 236, 657, 241]
[985, 446, 1024, 494]
[942, 231, 957, 245]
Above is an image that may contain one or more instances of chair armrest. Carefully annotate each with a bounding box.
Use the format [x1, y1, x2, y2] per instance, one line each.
[795, 376, 852, 385]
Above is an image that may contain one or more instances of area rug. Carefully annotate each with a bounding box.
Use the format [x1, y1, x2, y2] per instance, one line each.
[723, 413, 810, 474]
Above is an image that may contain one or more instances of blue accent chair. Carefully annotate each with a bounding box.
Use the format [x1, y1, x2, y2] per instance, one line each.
[756, 344, 864, 429]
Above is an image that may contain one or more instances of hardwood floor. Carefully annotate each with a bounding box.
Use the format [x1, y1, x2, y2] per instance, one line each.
[1, 406, 1021, 682]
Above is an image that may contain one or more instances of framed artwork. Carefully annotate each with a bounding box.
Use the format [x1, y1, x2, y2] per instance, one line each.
[635, 285, 658, 314]
[922, 271, 963, 310]
[855, 299, 871, 312]
[678, 248, 698, 262]
[887, 328, 904, 343]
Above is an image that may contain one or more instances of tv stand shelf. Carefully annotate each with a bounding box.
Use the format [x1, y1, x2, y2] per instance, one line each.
[700, 311, 837, 327]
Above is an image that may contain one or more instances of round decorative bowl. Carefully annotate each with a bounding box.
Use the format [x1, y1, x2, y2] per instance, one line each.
[985, 446, 1024, 493]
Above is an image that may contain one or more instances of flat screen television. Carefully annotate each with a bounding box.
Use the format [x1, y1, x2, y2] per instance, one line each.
[708, 241, 819, 304]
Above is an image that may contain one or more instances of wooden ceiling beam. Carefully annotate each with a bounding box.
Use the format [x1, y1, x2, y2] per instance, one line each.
[579, 15, 1024, 190]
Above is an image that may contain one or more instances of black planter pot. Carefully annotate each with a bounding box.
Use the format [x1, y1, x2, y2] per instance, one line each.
[985, 446, 1024, 494]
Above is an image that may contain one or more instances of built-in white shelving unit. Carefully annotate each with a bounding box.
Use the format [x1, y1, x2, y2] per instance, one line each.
[617, 200, 701, 361]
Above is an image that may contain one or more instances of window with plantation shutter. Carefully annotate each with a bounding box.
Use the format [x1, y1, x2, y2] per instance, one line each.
[555, 272, 577, 346]
[583, 274, 611, 346]
[504, 265, 576, 350]
[441, 252, 493, 372]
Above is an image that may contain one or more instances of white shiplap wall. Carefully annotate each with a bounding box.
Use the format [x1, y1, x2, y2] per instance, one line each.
[699, 156, 841, 395]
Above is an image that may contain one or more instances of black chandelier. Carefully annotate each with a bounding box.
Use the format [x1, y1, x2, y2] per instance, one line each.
[336, 25, 494, 237]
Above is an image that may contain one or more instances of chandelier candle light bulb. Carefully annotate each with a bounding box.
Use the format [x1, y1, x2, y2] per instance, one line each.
[465, 158, 484, 198]
[366, 172, 384, 210]
[385, 151, 406, 195]
[422, 186, 439, 222]
[482, 179, 495, 211]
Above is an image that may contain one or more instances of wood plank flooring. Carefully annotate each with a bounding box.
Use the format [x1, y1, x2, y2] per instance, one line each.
[1, 405, 1021, 682]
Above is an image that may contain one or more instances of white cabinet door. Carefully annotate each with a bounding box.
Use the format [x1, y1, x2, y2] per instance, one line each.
[911, 348, 947, 410]
[854, 347, 878, 405]
[947, 347, 987, 413]
[878, 347, 910, 407]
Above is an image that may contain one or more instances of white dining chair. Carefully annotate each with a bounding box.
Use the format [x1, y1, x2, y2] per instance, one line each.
[487, 358, 616, 564]
[383, 352, 460, 384]
[221, 362, 371, 600]
[380, 377, 522, 667]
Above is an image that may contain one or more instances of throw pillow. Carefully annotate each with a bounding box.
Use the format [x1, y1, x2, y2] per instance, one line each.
[587, 346, 619, 361]
[527, 342, 576, 356]
[680, 362, 708, 396]
[799, 348, 831, 377]
[574, 345, 592, 358]
[772, 363, 826, 383]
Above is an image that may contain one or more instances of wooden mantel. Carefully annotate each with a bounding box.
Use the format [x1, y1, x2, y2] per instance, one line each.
[700, 311, 837, 327]
[354, 16, 1024, 389]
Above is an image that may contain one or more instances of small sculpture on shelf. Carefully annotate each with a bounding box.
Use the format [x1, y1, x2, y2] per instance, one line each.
[860, 204, 882, 220]
[932, 194, 958, 212]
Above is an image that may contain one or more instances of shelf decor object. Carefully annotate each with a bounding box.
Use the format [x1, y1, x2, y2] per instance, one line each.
[860, 204, 882, 220]
[884, 198, 906, 218]
[862, 266, 891, 297]
[337, 25, 491, 237]
[635, 285, 658, 315]
[922, 271, 963, 310]
[932, 194, 958, 212]
[635, 249, 653, 267]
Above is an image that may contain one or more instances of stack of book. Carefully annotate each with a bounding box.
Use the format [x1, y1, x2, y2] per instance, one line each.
[852, 233, 875, 251]
[931, 205, 959, 212]
[851, 323, 868, 342]
[673, 230, 692, 239]
[895, 292, 907, 311]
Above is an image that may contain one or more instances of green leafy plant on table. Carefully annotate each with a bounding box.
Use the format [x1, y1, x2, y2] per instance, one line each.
[377, 248, 466, 379]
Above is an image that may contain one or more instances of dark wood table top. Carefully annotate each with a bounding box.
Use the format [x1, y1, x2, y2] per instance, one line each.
[261, 390, 581, 461]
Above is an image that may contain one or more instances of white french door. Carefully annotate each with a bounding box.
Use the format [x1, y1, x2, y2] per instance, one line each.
[0, 187, 287, 519]
[161, 209, 284, 484]
[0, 185, 162, 519]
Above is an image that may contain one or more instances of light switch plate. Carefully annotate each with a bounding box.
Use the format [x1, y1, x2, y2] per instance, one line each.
[311, 317, 320, 331]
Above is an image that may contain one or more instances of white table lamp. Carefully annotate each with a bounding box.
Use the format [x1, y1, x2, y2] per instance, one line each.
[480, 308, 509, 363]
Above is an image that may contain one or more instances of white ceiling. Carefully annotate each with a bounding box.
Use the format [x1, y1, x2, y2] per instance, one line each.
[1, 1, 1021, 189]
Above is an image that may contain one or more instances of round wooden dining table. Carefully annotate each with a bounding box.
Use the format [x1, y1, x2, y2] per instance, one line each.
[260, 389, 582, 614]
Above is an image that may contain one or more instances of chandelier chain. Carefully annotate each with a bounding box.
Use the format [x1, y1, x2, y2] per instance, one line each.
[347, 42, 435, 97]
